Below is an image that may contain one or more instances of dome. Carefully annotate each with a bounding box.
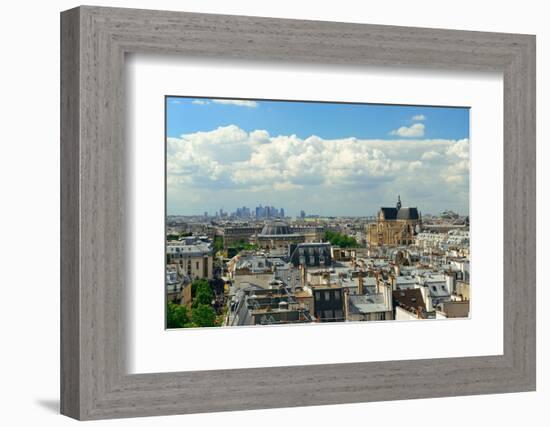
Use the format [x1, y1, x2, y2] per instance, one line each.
[260, 221, 291, 236]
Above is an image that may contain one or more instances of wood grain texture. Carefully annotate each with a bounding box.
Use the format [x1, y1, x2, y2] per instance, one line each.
[60, 5, 536, 420]
[60, 7, 80, 419]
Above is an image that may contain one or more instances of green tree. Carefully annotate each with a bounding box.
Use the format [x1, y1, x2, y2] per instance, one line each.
[191, 278, 209, 297]
[184, 322, 199, 328]
[229, 239, 258, 251]
[213, 236, 224, 252]
[324, 231, 358, 248]
[166, 302, 189, 328]
[192, 279, 214, 308]
[191, 304, 217, 327]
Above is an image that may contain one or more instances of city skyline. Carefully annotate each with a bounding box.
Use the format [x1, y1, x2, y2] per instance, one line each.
[166, 97, 470, 216]
[168, 201, 465, 219]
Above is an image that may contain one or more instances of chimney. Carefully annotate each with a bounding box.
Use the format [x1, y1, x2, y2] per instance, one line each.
[343, 287, 350, 320]
[382, 283, 392, 307]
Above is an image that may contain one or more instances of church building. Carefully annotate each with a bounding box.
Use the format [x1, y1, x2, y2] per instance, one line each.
[367, 196, 422, 246]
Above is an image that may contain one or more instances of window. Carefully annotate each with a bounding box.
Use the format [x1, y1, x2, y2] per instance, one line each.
[315, 293, 320, 301]
[324, 310, 333, 319]
[324, 291, 330, 301]
[196, 261, 199, 269]
[334, 291, 341, 301]
[334, 309, 343, 320]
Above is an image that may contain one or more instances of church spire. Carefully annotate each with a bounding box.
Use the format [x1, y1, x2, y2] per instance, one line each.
[396, 195, 402, 211]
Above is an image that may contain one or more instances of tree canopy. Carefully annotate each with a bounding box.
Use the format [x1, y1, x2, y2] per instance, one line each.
[166, 300, 217, 328]
[229, 239, 258, 251]
[213, 235, 224, 252]
[167, 279, 220, 329]
[191, 304, 217, 327]
[166, 302, 189, 328]
[192, 279, 214, 308]
[323, 230, 359, 248]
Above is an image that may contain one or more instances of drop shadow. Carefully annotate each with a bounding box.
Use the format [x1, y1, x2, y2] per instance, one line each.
[35, 399, 59, 414]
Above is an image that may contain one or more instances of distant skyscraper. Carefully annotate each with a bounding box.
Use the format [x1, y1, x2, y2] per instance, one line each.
[300, 210, 306, 219]
[251, 204, 285, 218]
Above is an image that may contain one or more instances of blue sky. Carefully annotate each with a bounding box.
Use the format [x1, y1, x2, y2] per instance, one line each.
[166, 97, 469, 141]
[166, 97, 470, 217]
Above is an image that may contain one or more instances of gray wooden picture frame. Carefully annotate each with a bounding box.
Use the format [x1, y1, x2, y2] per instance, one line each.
[60, 5, 536, 421]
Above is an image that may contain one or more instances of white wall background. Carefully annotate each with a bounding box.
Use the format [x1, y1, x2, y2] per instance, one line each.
[0, 0, 546, 425]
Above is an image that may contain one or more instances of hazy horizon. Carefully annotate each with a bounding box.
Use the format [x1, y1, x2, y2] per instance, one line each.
[166, 202, 463, 219]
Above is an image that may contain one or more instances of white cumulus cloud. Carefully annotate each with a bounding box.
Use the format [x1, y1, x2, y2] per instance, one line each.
[167, 125, 469, 215]
[412, 114, 426, 121]
[421, 150, 442, 161]
[389, 123, 425, 137]
[212, 99, 258, 108]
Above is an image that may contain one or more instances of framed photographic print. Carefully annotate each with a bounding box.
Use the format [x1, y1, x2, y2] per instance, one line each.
[61, 5, 536, 420]
[164, 97, 470, 330]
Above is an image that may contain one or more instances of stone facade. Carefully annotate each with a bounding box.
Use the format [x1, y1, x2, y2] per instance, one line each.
[367, 196, 422, 246]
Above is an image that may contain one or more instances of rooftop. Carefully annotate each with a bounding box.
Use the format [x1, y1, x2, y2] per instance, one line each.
[348, 294, 390, 314]
[260, 221, 292, 236]
[166, 243, 212, 256]
[393, 288, 426, 312]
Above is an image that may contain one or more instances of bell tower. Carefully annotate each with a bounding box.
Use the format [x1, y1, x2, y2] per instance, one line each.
[396, 195, 402, 211]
